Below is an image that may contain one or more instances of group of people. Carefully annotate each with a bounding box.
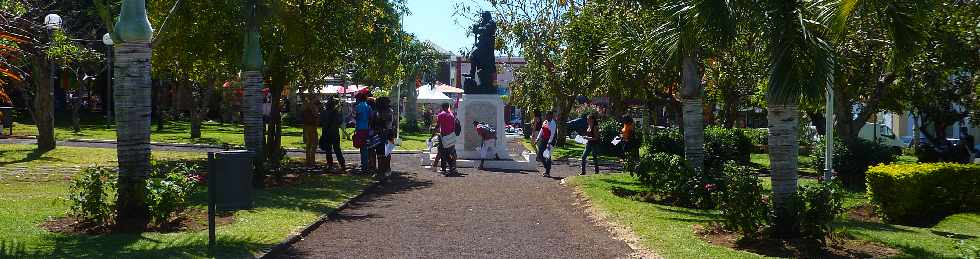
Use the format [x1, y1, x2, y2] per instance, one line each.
[302, 88, 395, 180]
[426, 102, 502, 176]
[529, 110, 636, 177]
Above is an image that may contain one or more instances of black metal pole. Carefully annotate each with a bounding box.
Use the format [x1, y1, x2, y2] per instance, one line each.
[207, 152, 216, 256]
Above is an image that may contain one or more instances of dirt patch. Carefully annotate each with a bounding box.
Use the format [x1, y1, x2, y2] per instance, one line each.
[694, 224, 900, 258]
[847, 204, 882, 223]
[42, 208, 234, 235]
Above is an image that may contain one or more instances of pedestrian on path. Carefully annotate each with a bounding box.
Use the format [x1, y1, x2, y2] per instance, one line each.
[618, 115, 637, 163]
[473, 120, 499, 169]
[302, 94, 320, 166]
[436, 103, 459, 176]
[319, 96, 346, 173]
[530, 110, 542, 152]
[536, 111, 557, 177]
[354, 89, 374, 174]
[580, 113, 599, 175]
[374, 97, 395, 179]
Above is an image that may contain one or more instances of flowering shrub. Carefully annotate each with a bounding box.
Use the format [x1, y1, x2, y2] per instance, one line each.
[629, 152, 724, 209]
[67, 166, 116, 224]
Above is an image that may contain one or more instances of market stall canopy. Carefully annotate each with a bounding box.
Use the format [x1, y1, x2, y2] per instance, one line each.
[318, 85, 367, 94]
[433, 83, 464, 93]
[417, 85, 452, 104]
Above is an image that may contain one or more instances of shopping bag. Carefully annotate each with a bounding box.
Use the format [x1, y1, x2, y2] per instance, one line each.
[440, 134, 458, 147]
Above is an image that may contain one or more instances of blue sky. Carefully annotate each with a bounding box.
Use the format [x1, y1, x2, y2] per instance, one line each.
[403, 0, 491, 55]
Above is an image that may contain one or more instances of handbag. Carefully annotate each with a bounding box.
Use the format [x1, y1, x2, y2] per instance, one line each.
[353, 130, 368, 148]
[440, 134, 458, 147]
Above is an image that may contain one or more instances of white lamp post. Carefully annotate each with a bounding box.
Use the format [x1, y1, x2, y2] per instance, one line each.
[102, 33, 114, 121]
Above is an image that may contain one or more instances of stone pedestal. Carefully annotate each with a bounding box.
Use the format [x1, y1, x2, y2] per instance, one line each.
[455, 94, 509, 160]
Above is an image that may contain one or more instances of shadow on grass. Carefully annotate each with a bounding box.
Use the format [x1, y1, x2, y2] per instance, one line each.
[3, 230, 270, 258]
[0, 148, 58, 166]
[889, 243, 958, 259]
[836, 219, 916, 234]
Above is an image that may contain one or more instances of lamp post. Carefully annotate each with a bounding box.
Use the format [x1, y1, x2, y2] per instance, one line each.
[824, 83, 834, 181]
[102, 33, 114, 122]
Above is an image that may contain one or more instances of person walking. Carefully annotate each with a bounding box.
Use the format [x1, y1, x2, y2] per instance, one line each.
[536, 111, 557, 177]
[619, 115, 637, 163]
[319, 96, 346, 173]
[473, 121, 499, 169]
[373, 97, 395, 179]
[353, 89, 374, 174]
[436, 103, 459, 176]
[301, 95, 320, 166]
[530, 110, 542, 152]
[580, 113, 600, 175]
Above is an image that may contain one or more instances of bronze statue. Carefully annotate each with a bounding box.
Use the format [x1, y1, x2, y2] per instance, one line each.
[463, 11, 497, 95]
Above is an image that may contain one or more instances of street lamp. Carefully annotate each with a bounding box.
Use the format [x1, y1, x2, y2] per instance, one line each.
[824, 83, 834, 181]
[102, 33, 114, 122]
[45, 13, 61, 136]
[44, 14, 62, 30]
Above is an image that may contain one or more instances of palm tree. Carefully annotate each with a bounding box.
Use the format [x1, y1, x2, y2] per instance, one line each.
[113, 0, 154, 232]
[243, 0, 264, 165]
[762, 0, 925, 235]
[648, 0, 736, 171]
[762, 0, 835, 235]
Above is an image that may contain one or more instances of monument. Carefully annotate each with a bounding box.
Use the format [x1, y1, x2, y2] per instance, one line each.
[454, 12, 519, 167]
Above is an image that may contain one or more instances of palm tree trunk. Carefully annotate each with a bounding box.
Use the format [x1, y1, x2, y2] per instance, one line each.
[681, 53, 704, 170]
[405, 81, 418, 132]
[243, 70, 264, 163]
[768, 103, 800, 236]
[113, 41, 153, 231]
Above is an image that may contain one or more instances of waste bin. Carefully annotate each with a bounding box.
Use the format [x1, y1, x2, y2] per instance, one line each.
[208, 150, 255, 211]
[0, 107, 13, 136]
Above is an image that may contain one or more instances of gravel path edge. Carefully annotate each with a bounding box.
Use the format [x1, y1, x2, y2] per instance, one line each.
[254, 179, 382, 259]
[564, 178, 663, 259]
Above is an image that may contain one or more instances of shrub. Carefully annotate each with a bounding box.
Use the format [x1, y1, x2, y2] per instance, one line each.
[704, 127, 753, 169]
[743, 128, 768, 146]
[146, 162, 200, 226]
[812, 138, 899, 189]
[641, 126, 753, 170]
[797, 181, 845, 240]
[67, 166, 117, 225]
[641, 127, 684, 157]
[630, 152, 722, 209]
[715, 163, 769, 238]
[596, 118, 623, 156]
[866, 163, 980, 225]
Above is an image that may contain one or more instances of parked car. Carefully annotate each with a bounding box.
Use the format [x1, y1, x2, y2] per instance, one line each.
[859, 123, 904, 149]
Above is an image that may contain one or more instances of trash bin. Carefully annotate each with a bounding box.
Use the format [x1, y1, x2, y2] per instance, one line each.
[208, 150, 255, 211]
[0, 107, 14, 136]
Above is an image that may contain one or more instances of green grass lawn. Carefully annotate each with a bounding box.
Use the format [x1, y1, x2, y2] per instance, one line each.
[0, 144, 373, 258]
[11, 120, 429, 151]
[569, 173, 979, 258]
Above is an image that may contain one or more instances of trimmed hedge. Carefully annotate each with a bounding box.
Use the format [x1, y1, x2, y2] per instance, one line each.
[866, 163, 980, 226]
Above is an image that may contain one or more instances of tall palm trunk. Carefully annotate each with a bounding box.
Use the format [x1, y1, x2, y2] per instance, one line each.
[680, 53, 705, 170]
[405, 81, 418, 132]
[767, 103, 800, 235]
[113, 41, 153, 231]
[243, 70, 264, 160]
[113, 0, 154, 232]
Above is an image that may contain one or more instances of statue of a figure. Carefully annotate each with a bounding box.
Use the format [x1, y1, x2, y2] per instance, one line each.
[463, 11, 497, 95]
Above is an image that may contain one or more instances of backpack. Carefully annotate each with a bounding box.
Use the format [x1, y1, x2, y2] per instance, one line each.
[478, 123, 496, 136]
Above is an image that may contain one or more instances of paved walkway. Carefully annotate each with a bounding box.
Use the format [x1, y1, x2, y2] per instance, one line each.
[279, 155, 635, 258]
